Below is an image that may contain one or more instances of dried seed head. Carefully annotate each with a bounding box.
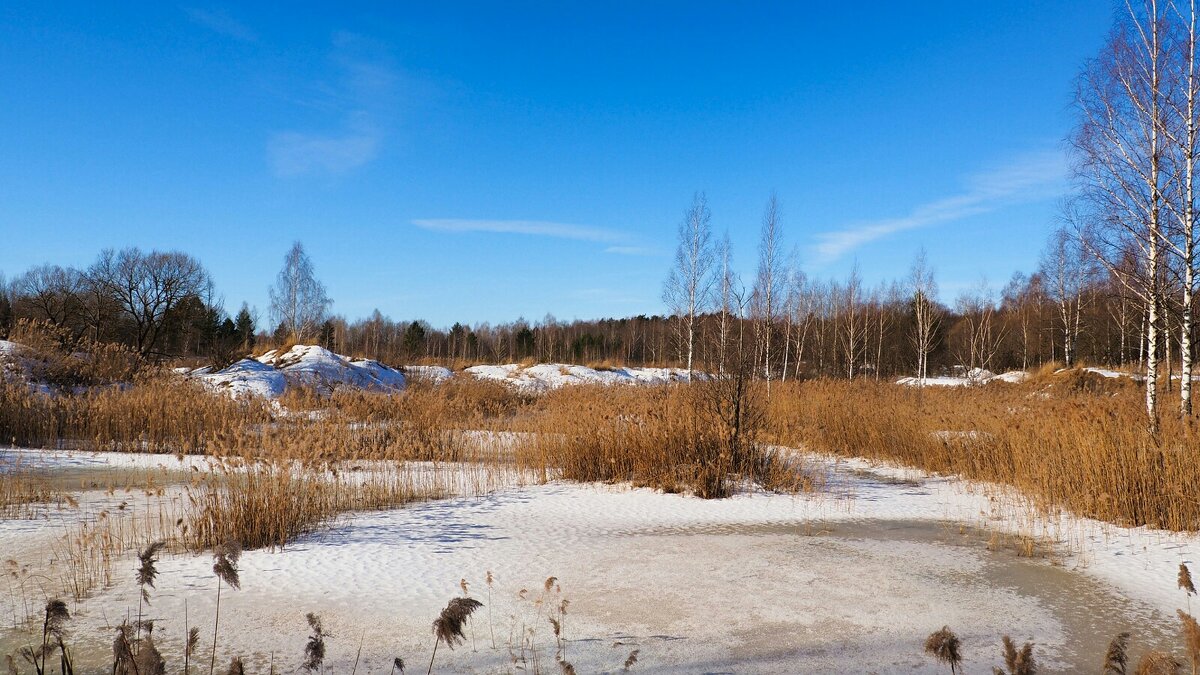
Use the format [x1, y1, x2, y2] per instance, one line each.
[212, 540, 242, 589]
[1181, 563, 1197, 596]
[432, 597, 483, 649]
[924, 626, 962, 671]
[1103, 632, 1130, 675]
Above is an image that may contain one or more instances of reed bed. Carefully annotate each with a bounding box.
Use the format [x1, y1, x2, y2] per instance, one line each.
[0, 471, 60, 519]
[513, 383, 809, 498]
[767, 376, 1200, 531]
[184, 460, 447, 551]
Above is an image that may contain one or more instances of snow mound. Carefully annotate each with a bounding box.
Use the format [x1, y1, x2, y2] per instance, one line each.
[194, 345, 406, 398]
[0, 339, 55, 395]
[403, 365, 454, 383]
[193, 359, 287, 399]
[993, 370, 1029, 384]
[0, 340, 25, 379]
[465, 363, 699, 392]
[895, 368, 1025, 388]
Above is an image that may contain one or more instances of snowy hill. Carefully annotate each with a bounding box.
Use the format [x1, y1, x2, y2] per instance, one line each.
[193, 345, 406, 398]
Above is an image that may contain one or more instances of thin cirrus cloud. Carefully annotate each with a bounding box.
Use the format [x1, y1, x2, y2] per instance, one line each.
[183, 7, 258, 43]
[267, 32, 398, 178]
[413, 219, 623, 244]
[268, 116, 380, 177]
[603, 245, 657, 256]
[810, 150, 1068, 264]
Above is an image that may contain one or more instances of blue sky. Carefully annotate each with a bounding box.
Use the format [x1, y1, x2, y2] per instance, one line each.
[0, 2, 1112, 327]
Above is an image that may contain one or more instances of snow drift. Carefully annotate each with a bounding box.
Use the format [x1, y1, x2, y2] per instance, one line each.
[192, 345, 406, 399]
[894, 367, 1025, 387]
[464, 362, 700, 392]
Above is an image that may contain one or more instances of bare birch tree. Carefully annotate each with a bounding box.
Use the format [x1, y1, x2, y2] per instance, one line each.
[269, 241, 332, 342]
[1163, 0, 1200, 415]
[715, 231, 736, 375]
[1040, 226, 1090, 367]
[837, 266, 866, 379]
[753, 194, 783, 392]
[663, 192, 715, 373]
[1072, 0, 1170, 432]
[908, 249, 940, 382]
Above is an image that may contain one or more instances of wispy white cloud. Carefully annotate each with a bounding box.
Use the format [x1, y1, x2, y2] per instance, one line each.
[604, 245, 658, 256]
[267, 131, 379, 177]
[268, 32, 398, 178]
[811, 150, 1067, 264]
[413, 219, 627, 244]
[184, 7, 257, 43]
[268, 114, 379, 177]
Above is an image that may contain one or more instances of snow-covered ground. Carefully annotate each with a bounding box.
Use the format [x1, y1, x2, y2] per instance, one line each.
[1, 448, 1192, 672]
[464, 363, 699, 392]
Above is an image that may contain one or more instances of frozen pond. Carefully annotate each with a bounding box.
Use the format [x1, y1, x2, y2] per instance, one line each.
[0, 449, 1195, 672]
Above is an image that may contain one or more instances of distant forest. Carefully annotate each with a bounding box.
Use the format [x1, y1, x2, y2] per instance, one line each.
[0, 230, 1149, 381]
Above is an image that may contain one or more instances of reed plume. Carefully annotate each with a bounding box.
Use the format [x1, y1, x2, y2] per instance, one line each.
[185, 626, 200, 674]
[212, 541, 242, 589]
[624, 649, 639, 671]
[209, 540, 242, 675]
[137, 541, 166, 600]
[428, 596, 483, 674]
[486, 571, 496, 650]
[1105, 633, 1132, 675]
[459, 578, 476, 651]
[302, 612, 329, 673]
[225, 656, 246, 675]
[994, 636, 1036, 675]
[924, 626, 963, 675]
[390, 657, 406, 674]
[1184, 564, 1197, 614]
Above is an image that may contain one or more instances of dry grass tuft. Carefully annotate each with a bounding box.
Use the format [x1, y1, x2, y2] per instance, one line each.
[1136, 651, 1184, 675]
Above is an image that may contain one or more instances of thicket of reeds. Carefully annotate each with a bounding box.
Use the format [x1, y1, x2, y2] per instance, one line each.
[514, 382, 807, 498]
[7, 334, 1200, 549]
[767, 375, 1200, 531]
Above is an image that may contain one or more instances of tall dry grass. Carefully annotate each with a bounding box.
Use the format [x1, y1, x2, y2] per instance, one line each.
[515, 383, 808, 498]
[184, 461, 449, 551]
[768, 376, 1200, 531]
